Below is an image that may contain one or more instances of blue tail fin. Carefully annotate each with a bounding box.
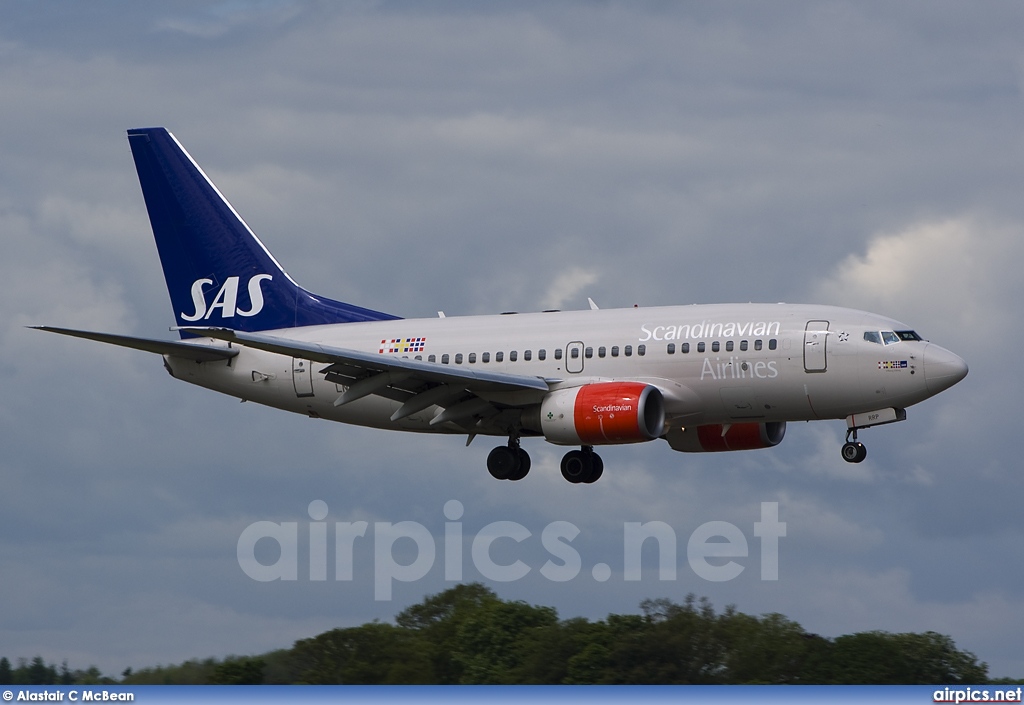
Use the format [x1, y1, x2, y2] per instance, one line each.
[127, 127, 400, 336]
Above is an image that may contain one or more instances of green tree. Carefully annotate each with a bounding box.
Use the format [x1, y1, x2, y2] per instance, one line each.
[208, 657, 265, 685]
[718, 609, 814, 683]
[453, 597, 558, 683]
[42, 585, 998, 685]
[58, 660, 74, 685]
[26, 657, 56, 685]
[395, 582, 500, 683]
[597, 595, 725, 684]
[894, 632, 987, 683]
[290, 622, 433, 684]
[817, 631, 988, 684]
[0, 657, 11, 685]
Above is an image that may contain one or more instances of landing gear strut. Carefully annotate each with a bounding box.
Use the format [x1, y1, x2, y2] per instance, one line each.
[487, 437, 531, 481]
[841, 428, 867, 464]
[560, 446, 604, 484]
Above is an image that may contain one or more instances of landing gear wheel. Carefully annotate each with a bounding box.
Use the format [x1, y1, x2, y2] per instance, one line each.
[507, 448, 531, 481]
[487, 445, 520, 480]
[582, 453, 603, 484]
[560, 447, 604, 484]
[841, 441, 867, 463]
[560, 449, 589, 483]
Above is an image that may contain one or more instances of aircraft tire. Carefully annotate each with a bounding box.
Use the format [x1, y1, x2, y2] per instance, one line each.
[841, 441, 867, 464]
[507, 448, 531, 481]
[582, 452, 604, 483]
[487, 445, 520, 480]
[560, 449, 589, 483]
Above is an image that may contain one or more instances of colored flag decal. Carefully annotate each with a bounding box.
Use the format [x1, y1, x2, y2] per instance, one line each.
[878, 360, 908, 370]
[380, 337, 427, 354]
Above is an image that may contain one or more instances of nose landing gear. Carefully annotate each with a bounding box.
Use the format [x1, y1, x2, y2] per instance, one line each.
[841, 428, 867, 463]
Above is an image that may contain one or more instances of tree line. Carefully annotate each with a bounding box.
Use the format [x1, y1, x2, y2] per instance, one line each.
[3, 584, 1016, 685]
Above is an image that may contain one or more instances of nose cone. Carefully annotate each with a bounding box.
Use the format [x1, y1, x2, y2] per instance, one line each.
[923, 344, 968, 394]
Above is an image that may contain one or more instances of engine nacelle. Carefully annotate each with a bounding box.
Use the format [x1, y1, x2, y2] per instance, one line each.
[665, 421, 786, 453]
[539, 382, 665, 446]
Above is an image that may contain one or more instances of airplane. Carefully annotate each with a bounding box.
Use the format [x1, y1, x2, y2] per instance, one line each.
[34, 127, 969, 484]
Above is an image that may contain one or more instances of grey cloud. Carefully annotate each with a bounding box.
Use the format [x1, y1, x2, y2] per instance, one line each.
[1, 0, 1022, 679]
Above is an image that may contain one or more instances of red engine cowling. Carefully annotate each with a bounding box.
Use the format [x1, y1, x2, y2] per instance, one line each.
[666, 422, 786, 452]
[539, 382, 665, 446]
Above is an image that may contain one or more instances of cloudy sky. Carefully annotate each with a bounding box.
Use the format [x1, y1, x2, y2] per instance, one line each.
[3, 0, 1023, 679]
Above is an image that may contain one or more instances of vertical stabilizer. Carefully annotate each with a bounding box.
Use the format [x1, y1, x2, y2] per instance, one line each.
[127, 127, 399, 336]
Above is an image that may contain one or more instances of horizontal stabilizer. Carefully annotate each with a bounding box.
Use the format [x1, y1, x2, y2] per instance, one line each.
[31, 326, 238, 362]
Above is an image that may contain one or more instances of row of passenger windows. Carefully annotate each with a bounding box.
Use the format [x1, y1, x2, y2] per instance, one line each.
[417, 339, 777, 364]
[424, 344, 649, 365]
[668, 338, 778, 354]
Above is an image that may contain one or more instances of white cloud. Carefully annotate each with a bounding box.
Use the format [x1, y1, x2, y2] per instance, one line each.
[3, 0, 1024, 681]
[540, 266, 599, 310]
[814, 217, 1024, 345]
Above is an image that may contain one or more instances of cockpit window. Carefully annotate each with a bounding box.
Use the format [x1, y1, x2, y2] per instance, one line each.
[896, 330, 922, 341]
[881, 331, 900, 345]
[863, 331, 882, 344]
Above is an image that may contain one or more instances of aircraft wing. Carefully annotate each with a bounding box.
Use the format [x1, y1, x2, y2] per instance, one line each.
[182, 327, 555, 424]
[30, 326, 239, 363]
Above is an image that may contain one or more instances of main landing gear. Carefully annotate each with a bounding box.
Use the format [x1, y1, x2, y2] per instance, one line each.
[486, 437, 531, 481]
[841, 428, 867, 464]
[485, 441, 605, 483]
[560, 446, 604, 484]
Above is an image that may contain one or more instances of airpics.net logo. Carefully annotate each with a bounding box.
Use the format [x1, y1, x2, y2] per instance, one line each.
[237, 501, 786, 600]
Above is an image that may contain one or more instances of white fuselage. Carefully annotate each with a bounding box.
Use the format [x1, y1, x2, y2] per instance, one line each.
[164, 302, 959, 439]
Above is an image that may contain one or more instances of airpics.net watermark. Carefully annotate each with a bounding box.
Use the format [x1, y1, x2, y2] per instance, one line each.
[237, 501, 786, 600]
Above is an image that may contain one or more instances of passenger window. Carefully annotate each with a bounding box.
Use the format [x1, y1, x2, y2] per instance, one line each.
[740, 340, 748, 351]
[726, 341, 734, 352]
[598, 346, 606, 358]
[624, 345, 633, 357]
[455, 353, 463, 364]
[495, 351, 503, 362]
[585, 347, 593, 358]
[538, 349, 547, 361]
[754, 340, 762, 351]
[638, 344, 646, 356]
[524, 350, 532, 361]
[768, 339, 777, 350]
[481, 352, 490, 363]
[441, 353, 449, 364]
[681, 342, 690, 354]
[510, 351, 517, 362]
[712, 342, 720, 352]
[697, 342, 705, 353]
[428, 354, 436, 363]
[415, 355, 422, 360]
[468, 353, 477, 363]
[667, 343, 675, 354]
[570, 348, 579, 359]
[611, 346, 619, 357]
[555, 349, 563, 360]
[863, 331, 882, 344]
